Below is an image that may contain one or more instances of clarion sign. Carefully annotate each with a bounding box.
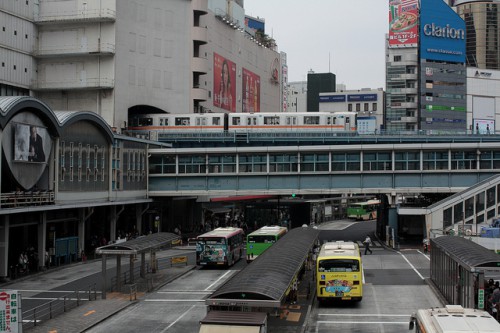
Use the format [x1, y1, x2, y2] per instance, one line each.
[423, 23, 465, 40]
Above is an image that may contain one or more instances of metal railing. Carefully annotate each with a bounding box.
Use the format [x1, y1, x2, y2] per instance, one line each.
[0, 190, 55, 208]
[22, 284, 98, 330]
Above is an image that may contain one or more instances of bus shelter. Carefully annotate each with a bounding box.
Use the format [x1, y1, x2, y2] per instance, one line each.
[205, 227, 319, 313]
[430, 236, 500, 309]
[95, 232, 180, 299]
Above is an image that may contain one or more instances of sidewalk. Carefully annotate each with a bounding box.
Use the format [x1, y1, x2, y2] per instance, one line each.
[0, 247, 196, 333]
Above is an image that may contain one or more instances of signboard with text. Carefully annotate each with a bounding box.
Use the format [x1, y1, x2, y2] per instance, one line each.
[0, 290, 21, 333]
[389, 0, 419, 48]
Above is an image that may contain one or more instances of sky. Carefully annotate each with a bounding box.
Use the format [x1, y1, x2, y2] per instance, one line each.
[244, 0, 388, 90]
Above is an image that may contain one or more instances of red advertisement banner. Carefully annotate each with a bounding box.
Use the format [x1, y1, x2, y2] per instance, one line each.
[213, 53, 236, 112]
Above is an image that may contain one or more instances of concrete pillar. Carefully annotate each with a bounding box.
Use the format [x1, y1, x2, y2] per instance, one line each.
[101, 254, 107, 299]
[0, 216, 9, 280]
[129, 254, 135, 284]
[78, 208, 86, 258]
[37, 212, 47, 271]
[116, 254, 121, 292]
[109, 206, 116, 242]
[140, 252, 146, 278]
[136, 205, 143, 235]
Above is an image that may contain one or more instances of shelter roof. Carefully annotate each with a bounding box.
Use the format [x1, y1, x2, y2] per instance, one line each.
[95, 232, 181, 255]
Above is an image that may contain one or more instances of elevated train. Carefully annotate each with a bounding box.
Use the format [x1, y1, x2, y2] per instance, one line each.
[127, 111, 358, 134]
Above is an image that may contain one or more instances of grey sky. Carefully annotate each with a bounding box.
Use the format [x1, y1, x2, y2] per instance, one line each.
[244, 0, 388, 90]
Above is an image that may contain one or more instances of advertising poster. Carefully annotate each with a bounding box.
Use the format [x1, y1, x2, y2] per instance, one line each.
[389, 0, 419, 48]
[242, 68, 260, 113]
[474, 119, 495, 135]
[213, 53, 236, 112]
[14, 123, 48, 163]
[420, 0, 466, 62]
[0, 290, 21, 333]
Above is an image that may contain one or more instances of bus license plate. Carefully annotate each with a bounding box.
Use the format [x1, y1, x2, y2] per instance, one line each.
[342, 297, 351, 300]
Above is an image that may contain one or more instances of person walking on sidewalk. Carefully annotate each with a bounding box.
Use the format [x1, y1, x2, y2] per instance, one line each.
[363, 235, 373, 255]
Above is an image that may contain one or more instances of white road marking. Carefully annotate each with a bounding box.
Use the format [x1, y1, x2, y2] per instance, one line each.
[398, 251, 425, 280]
[417, 249, 431, 260]
[205, 270, 233, 291]
[160, 304, 197, 332]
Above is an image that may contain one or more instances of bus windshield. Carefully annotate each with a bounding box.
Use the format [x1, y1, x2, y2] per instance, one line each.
[247, 235, 277, 243]
[318, 259, 360, 272]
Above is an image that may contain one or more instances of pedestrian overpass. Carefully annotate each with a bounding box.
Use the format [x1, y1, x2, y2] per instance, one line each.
[147, 133, 500, 243]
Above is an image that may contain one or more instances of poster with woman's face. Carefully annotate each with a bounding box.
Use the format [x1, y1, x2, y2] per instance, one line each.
[242, 68, 260, 113]
[14, 123, 48, 163]
[213, 53, 236, 112]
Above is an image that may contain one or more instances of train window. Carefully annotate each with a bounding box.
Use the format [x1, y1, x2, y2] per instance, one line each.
[232, 117, 241, 125]
[139, 118, 153, 126]
[286, 117, 297, 125]
[247, 117, 256, 125]
[304, 116, 319, 125]
[175, 117, 190, 126]
[160, 118, 168, 126]
[264, 116, 280, 125]
[196, 118, 207, 126]
[212, 117, 220, 125]
[327, 117, 331, 125]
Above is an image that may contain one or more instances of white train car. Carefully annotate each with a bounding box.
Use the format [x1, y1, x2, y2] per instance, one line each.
[128, 111, 357, 134]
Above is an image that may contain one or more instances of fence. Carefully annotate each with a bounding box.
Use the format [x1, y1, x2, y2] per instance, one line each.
[22, 284, 98, 330]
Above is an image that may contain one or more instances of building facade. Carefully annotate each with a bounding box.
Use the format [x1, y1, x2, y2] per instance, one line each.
[386, 0, 467, 132]
[0, 0, 284, 132]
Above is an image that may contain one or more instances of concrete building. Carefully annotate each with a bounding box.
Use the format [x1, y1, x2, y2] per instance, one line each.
[386, 0, 467, 132]
[0, 0, 284, 131]
[318, 88, 385, 133]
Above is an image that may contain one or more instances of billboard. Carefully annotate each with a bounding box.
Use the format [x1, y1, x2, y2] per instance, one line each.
[213, 53, 236, 112]
[13, 123, 48, 163]
[242, 68, 260, 113]
[389, 0, 419, 48]
[420, 0, 465, 63]
[0, 290, 21, 333]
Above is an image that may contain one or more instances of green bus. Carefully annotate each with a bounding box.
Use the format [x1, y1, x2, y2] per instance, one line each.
[246, 226, 287, 263]
[347, 199, 380, 221]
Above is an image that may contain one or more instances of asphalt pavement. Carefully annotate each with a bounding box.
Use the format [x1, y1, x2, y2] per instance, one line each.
[0, 247, 196, 333]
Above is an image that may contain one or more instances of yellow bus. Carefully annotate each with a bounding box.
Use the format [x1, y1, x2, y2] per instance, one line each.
[316, 241, 363, 303]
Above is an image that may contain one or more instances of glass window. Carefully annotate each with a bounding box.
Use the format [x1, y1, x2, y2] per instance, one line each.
[178, 155, 205, 174]
[395, 151, 420, 170]
[269, 154, 298, 172]
[208, 155, 236, 173]
[332, 152, 361, 171]
[453, 202, 463, 224]
[476, 192, 485, 214]
[363, 152, 391, 171]
[318, 259, 359, 272]
[465, 197, 474, 218]
[423, 151, 448, 170]
[479, 150, 500, 169]
[239, 154, 267, 173]
[300, 153, 329, 172]
[443, 207, 452, 229]
[175, 117, 190, 126]
[451, 151, 476, 170]
[487, 187, 496, 208]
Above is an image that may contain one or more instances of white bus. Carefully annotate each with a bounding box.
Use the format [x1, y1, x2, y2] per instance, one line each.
[409, 305, 500, 332]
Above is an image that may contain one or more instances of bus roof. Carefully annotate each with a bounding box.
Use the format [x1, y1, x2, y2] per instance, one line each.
[319, 241, 360, 257]
[248, 226, 287, 236]
[197, 227, 243, 239]
[351, 199, 380, 206]
[417, 305, 500, 333]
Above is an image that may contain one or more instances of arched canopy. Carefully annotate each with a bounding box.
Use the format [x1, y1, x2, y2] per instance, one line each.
[207, 227, 319, 307]
[0, 96, 61, 136]
[95, 232, 181, 255]
[55, 110, 115, 143]
[432, 236, 500, 269]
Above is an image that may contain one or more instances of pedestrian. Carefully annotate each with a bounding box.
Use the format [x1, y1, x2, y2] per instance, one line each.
[363, 235, 373, 255]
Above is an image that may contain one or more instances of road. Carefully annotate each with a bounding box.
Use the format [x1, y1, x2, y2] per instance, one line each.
[82, 220, 441, 333]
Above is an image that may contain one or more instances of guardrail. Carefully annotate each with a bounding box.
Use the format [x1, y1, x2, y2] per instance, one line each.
[22, 284, 98, 330]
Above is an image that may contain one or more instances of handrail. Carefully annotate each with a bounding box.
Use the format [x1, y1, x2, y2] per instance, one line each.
[22, 284, 98, 330]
